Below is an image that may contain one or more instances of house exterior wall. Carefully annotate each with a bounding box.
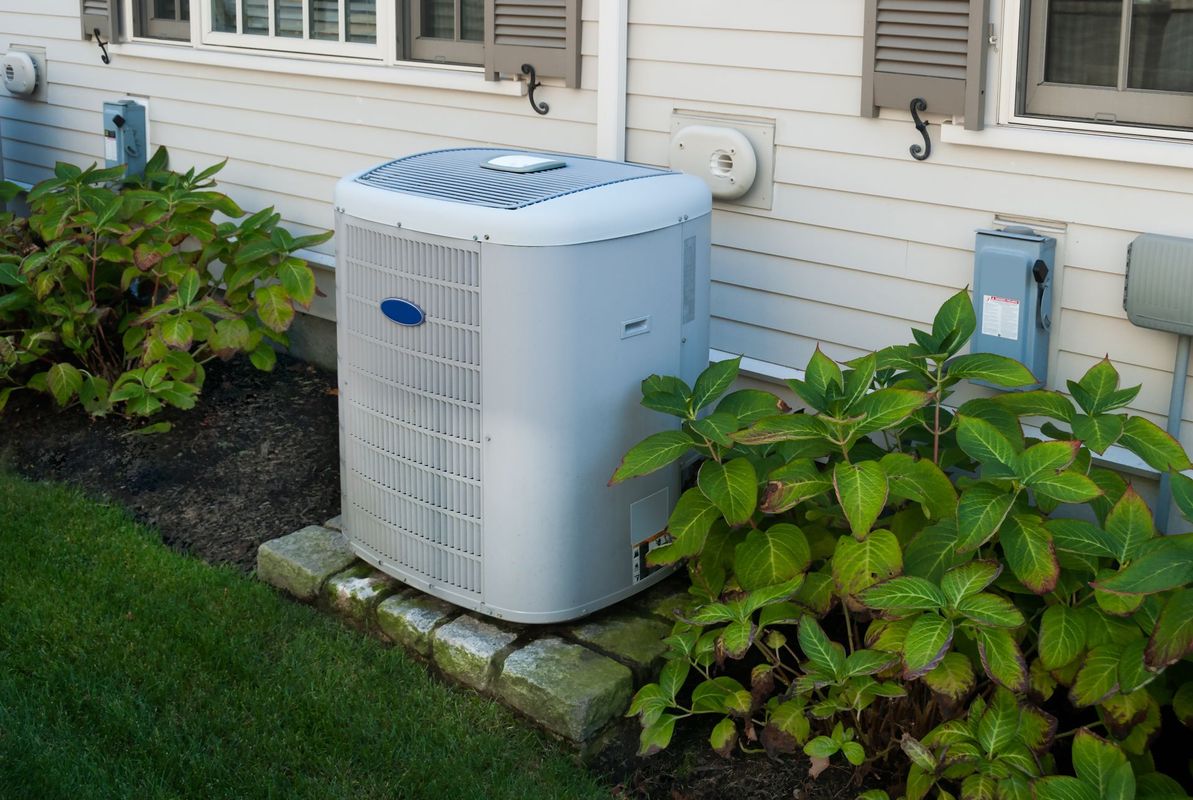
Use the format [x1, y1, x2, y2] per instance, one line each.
[624, 0, 1193, 453]
[2, 0, 1192, 453]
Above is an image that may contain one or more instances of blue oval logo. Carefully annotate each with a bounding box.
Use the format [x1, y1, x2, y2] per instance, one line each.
[380, 298, 426, 326]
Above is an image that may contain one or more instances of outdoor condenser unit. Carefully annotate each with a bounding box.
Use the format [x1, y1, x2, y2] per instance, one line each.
[334, 148, 711, 623]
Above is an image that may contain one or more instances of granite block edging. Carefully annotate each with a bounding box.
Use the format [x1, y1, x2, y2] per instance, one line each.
[256, 525, 689, 752]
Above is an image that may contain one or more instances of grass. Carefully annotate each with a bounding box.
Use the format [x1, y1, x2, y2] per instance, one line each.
[0, 473, 610, 800]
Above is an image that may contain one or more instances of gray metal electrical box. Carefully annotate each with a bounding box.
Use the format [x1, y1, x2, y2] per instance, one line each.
[102, 99, 147, 178]
[1125, 234, 1193, 336]
[971, 227, 1056, 390]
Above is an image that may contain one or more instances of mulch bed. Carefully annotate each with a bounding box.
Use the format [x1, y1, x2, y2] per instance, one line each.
[1, 351, 898, 799]
[0, 353, 341, 571]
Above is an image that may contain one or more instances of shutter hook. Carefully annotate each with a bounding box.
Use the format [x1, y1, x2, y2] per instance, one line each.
[909, 97, 931, 161]
[94, 28, 111, 64]
[521, 64, 549, 116]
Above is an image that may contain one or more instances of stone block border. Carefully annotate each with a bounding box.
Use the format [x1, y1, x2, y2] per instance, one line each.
[257, 523, 691, 754]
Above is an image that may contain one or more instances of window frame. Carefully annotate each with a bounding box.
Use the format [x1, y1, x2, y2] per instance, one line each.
[198, 0, 389, 59]
[1017, 0, 1193, 131]
[137, 0, 192, 40]
[409, 0, 483, 66]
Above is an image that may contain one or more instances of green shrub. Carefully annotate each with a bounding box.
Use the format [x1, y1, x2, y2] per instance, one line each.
[0, 150, 331, 418]
[614, 290, 1193, 798]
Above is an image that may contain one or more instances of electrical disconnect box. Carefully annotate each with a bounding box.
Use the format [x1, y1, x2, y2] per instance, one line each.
[971, 227, 1056, 390]
[102, 99, 147, 178]
[1125, 234, 1193, 336]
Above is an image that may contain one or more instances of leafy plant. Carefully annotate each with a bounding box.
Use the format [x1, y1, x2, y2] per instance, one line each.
[615, 290, 1193, 797]
[0, 149, 331, 419]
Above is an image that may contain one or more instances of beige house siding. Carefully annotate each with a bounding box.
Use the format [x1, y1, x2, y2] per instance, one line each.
[624, 0, 1193, 451]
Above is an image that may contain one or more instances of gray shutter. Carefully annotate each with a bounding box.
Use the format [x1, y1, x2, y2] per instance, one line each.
[861, 0, 989, 130]
[81, 0, 119, 40]
[484, 0, 581, 89]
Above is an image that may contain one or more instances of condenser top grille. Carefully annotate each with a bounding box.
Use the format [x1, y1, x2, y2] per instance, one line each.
[355, 148, 668, 210]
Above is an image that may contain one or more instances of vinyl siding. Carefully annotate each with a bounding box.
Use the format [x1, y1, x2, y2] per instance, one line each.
[624, 0, 1193, 451]
[0, 0, 600, 248]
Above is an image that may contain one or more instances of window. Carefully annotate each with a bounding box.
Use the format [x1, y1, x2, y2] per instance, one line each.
[410, 0, 483, 65]
[203, 0, 382, 57]
[137, 0, 191, 40]
[1020, 0, 1193, 129]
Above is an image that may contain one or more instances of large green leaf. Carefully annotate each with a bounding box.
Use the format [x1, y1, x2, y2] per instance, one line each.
[932, 289, 977, 350]
[1017, 441, 1080, 484]
[1072, 414, 1125, 455]
[955, 593, 1025, 629]
[1104, 486, 1155, 563]
[904, 519, 964, 583]
[832, 530, 903, 600]
[1071, 729, 1128, 796]
[637, 713, 678, 756]
[698, 458, 757, 526]
[1173, 471, 1193, 523]
[1045, 518, 1118, 560]
[1033, 776, 1100, 800]
[839, 354, 877, 413]
[1069, 644, 1122, 707]
[1094, 534, 1193, 595]
[956, 484, 1016, 553]
[735, 524, 811, 591]
[948, 353, 1037, 388]
[611, 430, 694, 483]
[1001, 514, 1060, 594]
[760, 459, 831, 514]
[666, 487, 722, 557]
[46, 362, 83, 407]
[993, 389, 1076, 423]
[1145, 588, 1193, 670]
[1031, 471, 1103, 505]
[1038, 605, 1086, 670]
[691, 356, 741, 412]
[1119, 416, 1192, 472]
[860, 576, 946, 614]
[923, 651, 975, 702]
[879, 452, 957, 520]
[975, 627, 1027, 692]
[957, 415, 1018, 468]
[977, 688, 1020, 757]
[798, 615, 846, 680]
[688, 412, 739, 447]
[733, 414, 827, 446]
[833, 461, 888, 540]
[941, 561, 1002, 607]
[277, 259, 316, 308]
[903, 613, 954, 678]
[852, 388, 932, 436]
[799, 347, 843, 410]
[159, 315, 194, 350]
[255, 283, 295, 333]
[716, 389, 786, 426]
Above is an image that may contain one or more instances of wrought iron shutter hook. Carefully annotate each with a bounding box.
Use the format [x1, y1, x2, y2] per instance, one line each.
[94, 28, 111, 64]
[909, 98, 931, 161]
[521, 64, 549, 116]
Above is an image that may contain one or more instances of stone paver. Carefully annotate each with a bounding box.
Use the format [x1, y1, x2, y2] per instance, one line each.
[323, 564, 397, 624]
[256, 525, 356, 601]
[377, 594, 457, 656]
[567, 613, 671, 674]
[432, 615, 519, 690]
[496, 637, 633, 742]
[323, 514, 343, 531]
[636, 581, 693, 623]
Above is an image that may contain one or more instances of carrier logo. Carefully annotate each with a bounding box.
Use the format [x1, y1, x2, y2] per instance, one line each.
[380, 298, 425, 327]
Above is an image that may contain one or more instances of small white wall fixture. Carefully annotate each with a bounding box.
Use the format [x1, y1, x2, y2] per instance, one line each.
[670, 110, 775, 210]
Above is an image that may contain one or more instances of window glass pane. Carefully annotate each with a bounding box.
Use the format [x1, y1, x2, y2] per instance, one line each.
[212, 0, 236, 31]
[244, 0, 269, 34]
[181, 1, 189, 21]
[347, 0, 376, 42]
[153, 0, 176, 19]
[1129, 0, 1193, 92]
[277, 0, 303, 37]
[461, 0, 482, 41]
[1044, 0, 1122, 86]
[310, 0, 340, 40]
[421, 0, 454, 38]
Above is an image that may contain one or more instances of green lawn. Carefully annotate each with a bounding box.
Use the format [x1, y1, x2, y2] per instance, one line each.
[0, 474, 609, 800]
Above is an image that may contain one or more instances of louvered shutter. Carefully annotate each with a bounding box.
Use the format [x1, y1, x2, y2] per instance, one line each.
[484, 0, 581, 88]
[861, 0, 990, 130]
[81, 0, 119, 40]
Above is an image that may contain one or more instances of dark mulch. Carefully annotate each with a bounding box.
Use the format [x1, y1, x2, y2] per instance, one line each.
[0, 353, 340, 570]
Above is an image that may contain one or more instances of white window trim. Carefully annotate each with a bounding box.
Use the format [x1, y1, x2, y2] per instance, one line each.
[113, 1, 525, 96]
[941, 0, 1193, 167]
[200, 0, 390, 60]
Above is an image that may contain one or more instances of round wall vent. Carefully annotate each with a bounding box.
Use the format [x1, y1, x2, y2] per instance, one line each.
[668, 125, 757, 201]
[2, 51, 38, 98]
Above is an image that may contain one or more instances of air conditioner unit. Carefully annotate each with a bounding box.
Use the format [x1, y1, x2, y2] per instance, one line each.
[334, 148, 711, 623]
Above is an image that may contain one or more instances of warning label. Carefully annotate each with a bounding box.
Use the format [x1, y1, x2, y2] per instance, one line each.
[982, 295, 1021, 341]
[632, 532, 673, 583]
